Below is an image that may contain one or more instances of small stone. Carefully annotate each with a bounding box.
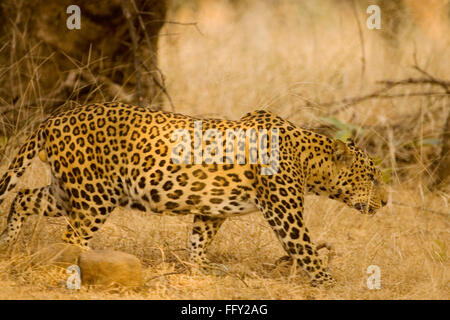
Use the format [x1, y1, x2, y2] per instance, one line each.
[78, 249, 143, 287]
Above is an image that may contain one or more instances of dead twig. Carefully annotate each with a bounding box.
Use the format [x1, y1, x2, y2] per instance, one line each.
[373, 92, 449, 98]
[149, 19, 204, 36]
[130, 0, 175, 111]
[120, 0, 144, 107]
[392, 201, 449, 217]
[377, 78, 450, 91]
[351, 0, 366, 90]
[320, 85, 396, 112]
[412, 65, 450, 93]
[142, 63, 175, 111]
[320, 75, 450, 114]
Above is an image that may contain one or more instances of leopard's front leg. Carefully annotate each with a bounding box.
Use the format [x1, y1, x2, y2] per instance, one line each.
[260, 203, 335, 287]
[254, 172, 336, 287]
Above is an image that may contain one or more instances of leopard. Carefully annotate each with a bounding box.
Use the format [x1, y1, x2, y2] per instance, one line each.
[0, 102, 387, 287]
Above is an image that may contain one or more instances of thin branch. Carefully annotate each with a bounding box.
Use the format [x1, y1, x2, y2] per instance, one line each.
[130, 0, 175, 111]
[412, 66, 450, 93]
[120, 0, 144, 107]
[392, 201, 449, 217]
[351, 0, 366, 90]
[320, 85, 395, 112]
[144, 19, 204, 36]
[377, 77, 450, 90]
[142, 62, 175, 111]
[375, 92, 449, 98]
[319, 75, 450, 114]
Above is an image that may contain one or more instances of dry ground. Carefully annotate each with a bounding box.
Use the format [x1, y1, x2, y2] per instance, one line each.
[0, 0, 448, 299]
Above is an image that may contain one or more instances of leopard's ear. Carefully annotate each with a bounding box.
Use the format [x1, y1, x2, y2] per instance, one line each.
[346, 138, 355, 147]
[332, 139, 354, 169]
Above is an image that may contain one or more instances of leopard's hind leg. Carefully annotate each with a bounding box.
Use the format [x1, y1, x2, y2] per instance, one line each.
[61, 204, 115, 248]
[60, 179, 117, 248]
[0, 185, 68, 250]
[189, 214, 228, 274]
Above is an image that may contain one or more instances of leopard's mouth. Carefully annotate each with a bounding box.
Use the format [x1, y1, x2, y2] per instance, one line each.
[354, 203, 377, 215]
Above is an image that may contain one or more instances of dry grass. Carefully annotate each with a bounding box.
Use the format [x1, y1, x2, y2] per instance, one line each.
[0, 0, 449, 299]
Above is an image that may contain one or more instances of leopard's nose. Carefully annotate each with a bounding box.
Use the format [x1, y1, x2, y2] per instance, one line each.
[381, 200, 387, 207]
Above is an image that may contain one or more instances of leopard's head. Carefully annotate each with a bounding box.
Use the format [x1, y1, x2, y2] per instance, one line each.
[329, 139, 387, 214]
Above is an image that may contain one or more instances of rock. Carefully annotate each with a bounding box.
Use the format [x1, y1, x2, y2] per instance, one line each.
[78, 249, 143, 287]
[31, 243, 83, 267]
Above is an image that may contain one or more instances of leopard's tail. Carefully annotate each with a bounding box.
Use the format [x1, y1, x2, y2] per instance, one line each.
[0, 126, 47, 206]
